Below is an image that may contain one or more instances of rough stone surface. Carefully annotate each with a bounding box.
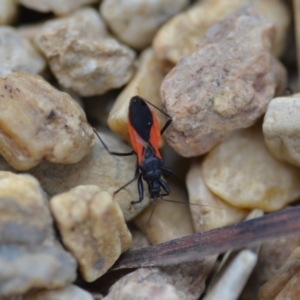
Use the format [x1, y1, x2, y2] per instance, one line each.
[263, 93, 300, 167]
[0, 72, 94, 170]
[186, 161, 248, 232]
[153, 0, 290, 66]
[134, 184, 194, 244]
[161, 7, 286, 157]
[35, 8, 136, 96]
[30, 131, 151, 221]
[50, 186, 132, 282]
[202, 124, 300, 212]
[0, 26, 45, 75]
[108, 48, 166, 142]
[0, 0, 17, 25]
[18, 0, 99, 15]
[0, 171, 77, 296]
[101, 0, 188, 50]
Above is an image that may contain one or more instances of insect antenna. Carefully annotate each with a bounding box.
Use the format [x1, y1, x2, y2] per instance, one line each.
[159, 196, 222, 209]
[146, 199, 158, 227]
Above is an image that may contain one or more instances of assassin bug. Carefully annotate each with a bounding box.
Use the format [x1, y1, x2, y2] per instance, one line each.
[93, 95, 174, 205]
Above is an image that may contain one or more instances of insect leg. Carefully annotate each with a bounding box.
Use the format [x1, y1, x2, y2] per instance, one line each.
[159, 178, 170, 197]
[131, 173, 144, 205]
[162, 166, 176, 176]
[114, 165, 139, 195]
[93, 128, 135, 156]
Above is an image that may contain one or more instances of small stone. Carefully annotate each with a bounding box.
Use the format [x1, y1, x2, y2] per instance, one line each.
[202, 124, 300, 212]
[100, 0, 189, 50]
[128, 224, 149, 251]
[263, 93, 300, 167]
[153, 0, 290, 66]
[18, 0, 99, 16]
[30, 131, 151, 221]
[108, 48, 167, 142]
[0, 26, 45, 75]
[23, 285, 93, 300]
[134, 184, 194, 244]
[35, 8, 136, 96]
[186, 161, 248, 232]
[160, 7, 286, 157]
[0, 171, 76, 296]
[0, 72, 94, 170]
[50, 185, 132, 282]
[0, 0, 17, 25]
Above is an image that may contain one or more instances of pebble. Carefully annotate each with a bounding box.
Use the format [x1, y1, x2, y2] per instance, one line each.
[160, 7, 286, 157]
[0, 26, 45, 75]
[18, 0, 99, 16]
[30, 130, 151, 221]
[0, 171, 77, 296]
[100, 0, 189, 50]
[0, 0, 17, 25]
[202, 124, 300, 212]
[263, 93, 300, 167]
[35, 7, 136, 96]
[186, 161, 248, 232]
[50, 185, 132, 282]
[108, 48, 166, 143]
[153, 0, 290, 66]
[0, 72, 94, 170]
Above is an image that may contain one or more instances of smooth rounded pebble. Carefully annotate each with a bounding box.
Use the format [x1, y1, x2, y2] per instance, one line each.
[202, 124, 300, 212]
[0, 26, 45, 75]
[263, 93, 300, 167]
[0, 171, 76, 296]
[101, 0, 189, 50]
[0, 72, 94, 170]
[0, 0, 17, 25]
[50, 185, 132, 282]
[161, 7, 286, 157]
[35, 8, 136, 96]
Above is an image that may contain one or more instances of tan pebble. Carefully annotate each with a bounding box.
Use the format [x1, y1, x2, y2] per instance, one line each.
[128, 224, 149, 251]
[35, 7, 136, 96]
[0, 0, 17, 25]
[108, 48, 166, 142]
[161, 7, 286, 157]
[263, 93, 300, 167]
[100, 0, 189, 50]
[0, 72, 94, 170]
[0, 171, 76, 296]
[202, 124, 300, 212]
[186, 161, 248, 232]
[153, 0, 290, 66]
[50, 185, 132, 282]
[134, 184, 194, 244]
[30, 130, 151, 221]
[0, 26, 45, 75]
[18, 0, 99, 16]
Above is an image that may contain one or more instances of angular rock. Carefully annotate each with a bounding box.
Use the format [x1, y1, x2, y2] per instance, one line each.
[50, 186, 132, 282]
[100, 0, 189, 50]
[18, 0, 99, 16]
[30, 130, 151, 221]
[186, 161, 248, 232]
[153, 0, 290, 66]
[263, 93, 300, 167]
[35, 8, 136, 96]
[0, 0, 17, 25]
[202, 124, 300, 212]
[0, 26, 45, 75]
[0, 171, 76, 296]
[161, 7, 286, 157]
[0, 72, 94, 170]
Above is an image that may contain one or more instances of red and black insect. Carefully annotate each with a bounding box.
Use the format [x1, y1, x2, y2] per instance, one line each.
[93, 95, 174, 205]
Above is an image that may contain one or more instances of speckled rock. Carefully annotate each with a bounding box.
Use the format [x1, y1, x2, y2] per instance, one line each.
[30, 130, 151, 221]
[108, 48, 167, 142]
[0, 72, 94, 170]
[263, 93, 300, 167]
[153, 0, 290, 66]
[0, 0, 17, 25]
[0, 26, 45, 75]
[186, 161, 248, 232]
[161, 7, 286, 157]
[202, 125, 300, 212]
[18, 0, 99, 15]
[100, 0, 188, 50]
[35, 7, 136, 96]
[0, 171, 76, 296]
[50, 185, 132, 282]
